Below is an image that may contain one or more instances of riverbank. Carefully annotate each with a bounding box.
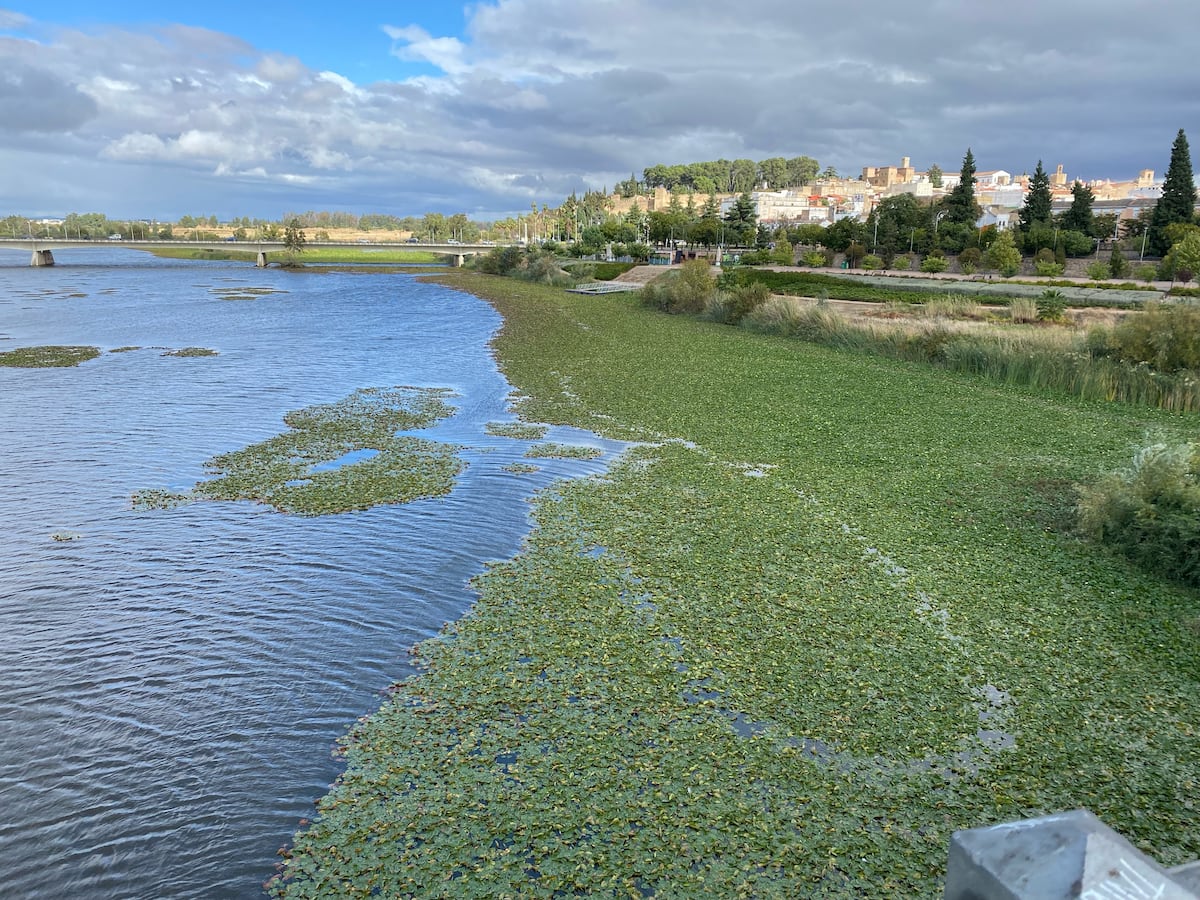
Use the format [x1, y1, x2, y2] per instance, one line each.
[271, 273, 1200, 897]
[146, 247, 443, 264]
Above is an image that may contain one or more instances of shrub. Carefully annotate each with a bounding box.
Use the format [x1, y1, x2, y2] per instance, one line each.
[640, 258, 716, 314]
[517, 250, 574, 286]
[1035, 260, 1066, 276]
[1109, 248, 1130, 279]
[708, 281, 771, 326]
[986, 231, 1022, 276]
[861, 254, 884, 270]
[771, 240, 794, 266]
[476, 245, 525, 275]
[1037, 289, 1067, 322]
[801, 250, 827, 267]
[1086, 260, 1112, 281]
[1078, 436, 1200, 587]
[1135, 263, 1159, 283]
[958, 247, 983, 271]
[891, 255, 911, 271]
[1110, 301, 1200, 371]
[845, 242, 867, 267]
[920, 253, 949, 273]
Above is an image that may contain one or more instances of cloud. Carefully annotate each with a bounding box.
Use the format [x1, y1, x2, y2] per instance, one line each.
[0, 60, 98, 133]
[383, 24, 469, 76]
[2, 1, 1199, 220]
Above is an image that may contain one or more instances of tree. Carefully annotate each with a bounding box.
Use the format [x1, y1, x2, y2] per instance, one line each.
[1019, 160, 1053, 233]
[1060, 180, 1095, 236]
[759, 157, 789, 189]
[927, 164, 943, 188]
[283, 218, 307, 258]
[986, 229, 1022, 276]
[787, 156, 820, 186]
[943, 148, 982, 226]
[1163, 229, 1200, 281]
[730, 159, 758, 193]
[723, 192, 757, 245]
[1148, 128, 1198, 256]
[869, 194, 925, 258]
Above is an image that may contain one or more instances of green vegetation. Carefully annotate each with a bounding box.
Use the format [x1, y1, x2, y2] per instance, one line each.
[134, 387, 463, 516]
[0, 345, 101, 367]
[1079, 435, 1200, 587]
[723, 269, 1153, 307]
[162, 347, 218, 357]
[272, 272, 1200, 898]
[485, 421, 550, 440]
[524, 442, 604, 460]
[1148, 129, 1197, 257]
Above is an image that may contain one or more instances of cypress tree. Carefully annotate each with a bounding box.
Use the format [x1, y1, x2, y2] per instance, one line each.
[1148, 129, 1197, 256]
[1019, 161, 1053, 231]
[1061, 180, 1096, 236]
[943, 148, 981, 226]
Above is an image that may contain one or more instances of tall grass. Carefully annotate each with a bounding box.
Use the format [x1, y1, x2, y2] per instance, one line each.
[744, 297, 1200, 412]
[920, 294, 984, 320]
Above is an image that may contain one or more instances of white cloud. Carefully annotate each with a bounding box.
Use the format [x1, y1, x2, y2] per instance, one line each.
[3, 1, 1199, 220]
[383, 24, 469, 76]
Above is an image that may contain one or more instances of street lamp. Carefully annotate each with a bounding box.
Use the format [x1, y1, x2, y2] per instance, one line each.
[933, 210, 948, 234]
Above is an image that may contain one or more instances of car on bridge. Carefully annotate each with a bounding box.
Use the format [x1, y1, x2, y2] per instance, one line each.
[406, 237, 420, 243]
[107, 233, 123, 241]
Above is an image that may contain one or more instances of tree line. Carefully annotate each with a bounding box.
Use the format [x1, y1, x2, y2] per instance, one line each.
[621, 156, 829, 197]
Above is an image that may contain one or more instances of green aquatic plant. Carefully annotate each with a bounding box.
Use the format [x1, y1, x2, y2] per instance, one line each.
[130, 489, 194, 510]
[162, 347, 218, 357]
[502, 462, 540, 474]
[109, 346, 141, 353]
[0, 345, 101, 367]
[485, 421, 549, 440]
[524, 442, 604, 459]
[191, 386, 463, 515]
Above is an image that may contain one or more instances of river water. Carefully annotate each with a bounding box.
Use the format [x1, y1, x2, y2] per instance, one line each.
[0, 249, 620, 898]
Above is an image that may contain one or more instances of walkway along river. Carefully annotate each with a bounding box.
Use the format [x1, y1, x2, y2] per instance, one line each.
[0, 249, 623, 897]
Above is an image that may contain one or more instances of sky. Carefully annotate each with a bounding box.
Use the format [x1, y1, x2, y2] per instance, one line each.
[1, 1, 1198, 222]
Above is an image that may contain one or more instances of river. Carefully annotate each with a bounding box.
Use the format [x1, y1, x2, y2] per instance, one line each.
[0, 249, 621, 898]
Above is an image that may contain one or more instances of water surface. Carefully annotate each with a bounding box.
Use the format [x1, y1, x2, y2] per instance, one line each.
[0, 249, 621, 897]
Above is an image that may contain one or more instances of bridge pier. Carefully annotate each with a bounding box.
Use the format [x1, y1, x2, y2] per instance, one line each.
[256, 251, 268, 268]
[453, 254, 465, 267]
[30, 249, 55, 267]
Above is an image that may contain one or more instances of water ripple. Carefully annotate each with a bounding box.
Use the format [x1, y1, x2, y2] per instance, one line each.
[0, 252, 624, 898]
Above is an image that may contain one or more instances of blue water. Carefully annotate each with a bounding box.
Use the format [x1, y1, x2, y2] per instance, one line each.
[0, 248, 622, 898]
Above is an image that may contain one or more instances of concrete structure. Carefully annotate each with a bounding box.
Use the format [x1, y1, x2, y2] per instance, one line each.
[0, 238, 494, 268]
[944, 809, 1199, 899]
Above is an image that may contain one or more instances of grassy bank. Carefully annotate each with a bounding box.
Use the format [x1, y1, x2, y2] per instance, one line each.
[272, 273, 1200, 897]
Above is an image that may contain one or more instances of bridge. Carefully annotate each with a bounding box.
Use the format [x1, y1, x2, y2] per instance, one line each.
[0, 238, 502, 268]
